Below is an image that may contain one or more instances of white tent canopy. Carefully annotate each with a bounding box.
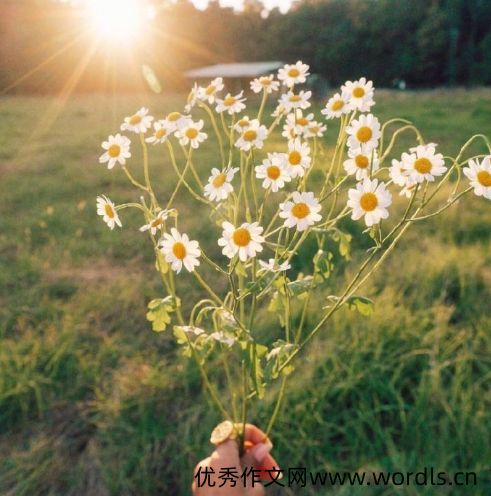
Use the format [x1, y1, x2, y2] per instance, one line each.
[185, 62, 283, 79]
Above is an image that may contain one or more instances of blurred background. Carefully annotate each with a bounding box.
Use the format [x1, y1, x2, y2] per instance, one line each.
[1, 0, 491, 95]
[1, 1, 490, 495]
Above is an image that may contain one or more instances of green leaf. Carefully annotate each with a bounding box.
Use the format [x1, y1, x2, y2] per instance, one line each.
[331, 228, 352, 260]
[313, 250, 334, 279]
[268, 291, 287, 327]
[265, 340, 298, 379]
[245, 272, 275, 295]
[347, 295, 374, 316]
[146, 296, 179, 332]
[234, 261, 248, 278]
[215, 308, 241, 333]
[154, 251, 169, 274]
[287, 275, 315, 296]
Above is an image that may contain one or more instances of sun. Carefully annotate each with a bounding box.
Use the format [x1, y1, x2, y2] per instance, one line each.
[86, 0, 145, 42]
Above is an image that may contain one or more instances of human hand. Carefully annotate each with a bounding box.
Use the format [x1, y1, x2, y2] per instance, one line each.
[192, 423, 280, 495]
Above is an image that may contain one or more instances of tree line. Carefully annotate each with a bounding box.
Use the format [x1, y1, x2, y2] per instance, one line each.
[1, 0, 490, 94]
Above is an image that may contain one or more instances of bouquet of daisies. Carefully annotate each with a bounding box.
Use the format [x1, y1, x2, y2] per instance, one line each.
[95, 61, 491, 441]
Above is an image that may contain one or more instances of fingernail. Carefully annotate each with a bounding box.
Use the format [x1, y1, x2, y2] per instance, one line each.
[251, 442, 271, 464]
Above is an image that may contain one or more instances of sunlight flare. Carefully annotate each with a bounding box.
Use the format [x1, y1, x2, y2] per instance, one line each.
[86, 0, 145, 42]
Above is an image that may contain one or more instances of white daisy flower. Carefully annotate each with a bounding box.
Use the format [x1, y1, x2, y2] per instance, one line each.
[344, 146, 380, 180]
[197, 77, 224, 104]
[304, 121, 327, 139]
[258, 258, 291, 273]
[250, 74, 280, 94]
[341, 77, 375, 112]
[389, 158, 416, 198]
[255, 153, 292, 192]
[99, 134, 131, 169]
[235, 119, 268, 152]
[463, 156, 491, 200]
[346, 113, 381, 151]
[159, 228, 201, 274]
[278, 61, 310, 87]
[215, 91, 246, 115]
[321, 92, 352, 119]
[209, 331, 235, 347]
[121, 107, 153, 134]
[218, 222, 265, 262]
[347, 178, 392, 227]
[145, 120, 172, 145]
[204, 167, 239, 202]
[279, 191, 322, 231]
[282, 110, 314, 139]
[279, 90, 312, 113]
[271, 103, 286, 118]
[165, 112, 191, 132]
[233, 116, 253, 133]
[184, 82, 199, 113]
[96, 195, 122, 230]
[175, 119, 207, 149]
[285, 138, 311, 178]
[139, 210, 169, 235]
[401, 144, 447, 183]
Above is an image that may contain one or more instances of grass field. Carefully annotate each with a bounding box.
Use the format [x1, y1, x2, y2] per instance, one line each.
[1, 89, 491, 495]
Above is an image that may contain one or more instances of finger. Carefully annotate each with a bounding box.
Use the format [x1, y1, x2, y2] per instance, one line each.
[192, 457, 211, 494]
[194, 457, 212, 478]
[256, 451, 281, 481]
[211, 439, 241, 469]
[243, 424, 272, 447]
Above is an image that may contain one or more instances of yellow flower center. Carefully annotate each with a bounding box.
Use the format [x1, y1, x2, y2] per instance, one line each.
[212, 173, 227, 188]
[355, 154, 369, 169]
[297, 117, 309, 126]
[167, 112, 181, 121]
[108, 144, 121, 158]
[289, 95, 301, 102]
[309, 125, 319, 134]
[172, 242, 187, 260]
[129, 114, 141, 125]
[243, 130, 257, 142]
[155, 128, 167, 139]
[477, 170, 491, 187]
[331, 100, 344, 111]
[104, 204, 115, 218]
[356, 126, 373, 143]
[237, 118, 249, 128]
[233, 228, 251, 247]
[259, 76, 271, 84]
[291, 202, 310, 219]
[289, 151, 302, 165]
[414, 157, 432, 174]
[288, 68, 300, 77]
[185, 128, 199, 139]
[205, 84, 216, 95]
[266, 165, 281, 180]
[360, 192, 378, 211]
[224, 96, 236, 106]
[353, 87, 365, 98]
[151, 217, 163, 228]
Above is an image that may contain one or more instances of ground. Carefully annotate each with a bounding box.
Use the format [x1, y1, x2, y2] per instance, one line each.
[0, 88, 490, 495]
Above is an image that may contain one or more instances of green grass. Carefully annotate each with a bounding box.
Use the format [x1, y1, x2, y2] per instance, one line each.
[1, 89, 491, 495]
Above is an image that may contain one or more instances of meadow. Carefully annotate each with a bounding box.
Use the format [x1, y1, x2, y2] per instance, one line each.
[1, 88, 491, 495]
